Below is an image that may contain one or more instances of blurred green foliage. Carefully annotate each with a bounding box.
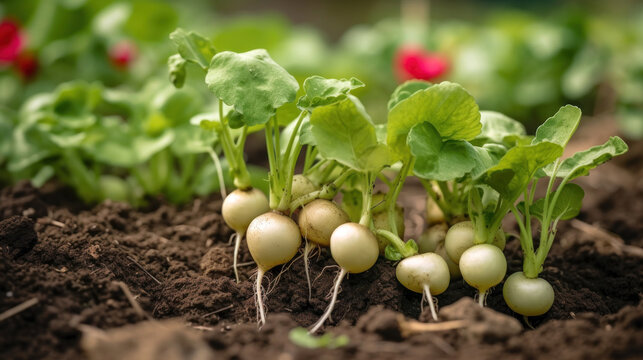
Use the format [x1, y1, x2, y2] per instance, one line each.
[0, 0, 640, 203]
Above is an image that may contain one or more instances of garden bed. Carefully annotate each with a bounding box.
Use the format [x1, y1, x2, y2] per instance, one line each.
[1, 138, 641, 360]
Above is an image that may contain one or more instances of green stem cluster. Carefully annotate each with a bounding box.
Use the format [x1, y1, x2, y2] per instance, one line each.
[217, 100, 251, 190]
[510, 160, 574, 278]
[265, 111, 307, 211]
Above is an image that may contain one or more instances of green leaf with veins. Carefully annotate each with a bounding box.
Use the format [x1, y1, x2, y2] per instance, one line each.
[532, 105, 581, 148]
[469, 144, 508, 179]
[519, 183, 584, 222]
[206, 49, 299, 126]
[549, 136, 628, 180]
[409, 122, 506, 181]
[484, 142, 563, 202]
[409, 122, 478, 181]
[310, 96, 389, 172]
[472, 111, 526, 146]
[387, 81, 481, 161]
[297, 76, 364, 111]
[169, 28, 216, 69]
[388, 80, 432, 110]
[168, 54, 187, 88]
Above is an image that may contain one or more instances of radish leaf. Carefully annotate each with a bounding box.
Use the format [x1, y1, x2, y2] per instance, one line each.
[206, 49, 298, 126]
[387, 81, 481, 161]
[310, 96, 389, 171]
[297, 76, 364, 111]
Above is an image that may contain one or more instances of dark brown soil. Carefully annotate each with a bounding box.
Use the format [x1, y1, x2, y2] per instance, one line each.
[1, 140, 642, 360]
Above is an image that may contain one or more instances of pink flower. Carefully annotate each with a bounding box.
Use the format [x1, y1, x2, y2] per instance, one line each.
[0, 19, 24, 63]
[109, 40, 137, 69]
[395, 46, 449, 82]
[14, 51, 38, 80]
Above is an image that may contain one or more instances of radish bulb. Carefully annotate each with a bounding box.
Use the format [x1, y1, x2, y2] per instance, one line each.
[291, 174, 318, 201]
[298, 199, 349, 300]
[309, 223, 379, 333]
[396, 253, 450, 320]
[222, 188, 270, 283]
[444, 221, 506, 264]
[459, 244, 507, 306]
[503, 272, 554, 316]
[417, 223, 447, 254]
[246, 212, 302, 325]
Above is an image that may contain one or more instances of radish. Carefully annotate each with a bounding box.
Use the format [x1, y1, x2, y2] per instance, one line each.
[503, 272, 554, 316]
[246, 211, 302, 326]
[309, 222, 379, 333]
[417, 223, 447, 254]
[426, 196, 445, 225]
[459, 244, 506, 306]
[436, 245, 461, 279]
[291, 174, 318, 201]
[222, 188, 270, 282]
[395, 253, 450, 320]
[298, 199, 350, 299]
[444, 221, 505, 264]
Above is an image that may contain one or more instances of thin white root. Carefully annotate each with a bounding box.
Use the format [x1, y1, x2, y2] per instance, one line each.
[256, 268, 266, 327]
[477, 290, 487, 307]
[233, 232, 243, 283]
[227, 232, 236, 246]
[312, 264, 340, 287]
[423, 284, 439, 321]
[309, 268, 347, 334]
[304, 240, 313, 302]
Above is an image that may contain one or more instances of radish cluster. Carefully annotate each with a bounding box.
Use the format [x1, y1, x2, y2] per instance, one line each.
[170, 33, 626, 332]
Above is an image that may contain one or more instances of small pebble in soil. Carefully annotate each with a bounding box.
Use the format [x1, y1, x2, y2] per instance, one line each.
[0, 215, 38, 257]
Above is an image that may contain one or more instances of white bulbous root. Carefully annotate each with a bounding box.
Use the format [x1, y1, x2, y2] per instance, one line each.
[395, 253, 450, 321]
[222, 188, 270, 283]
[503, 272, 555, 316]
[247, 212, 302, 326]
[445, 221, 505, 264]
[309, 223, 379, 333]
[459, 244, 507, 307]
[299, 200, 349, 301]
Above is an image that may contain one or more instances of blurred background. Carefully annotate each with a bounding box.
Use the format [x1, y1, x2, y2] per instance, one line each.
[1, 0, 641, 203]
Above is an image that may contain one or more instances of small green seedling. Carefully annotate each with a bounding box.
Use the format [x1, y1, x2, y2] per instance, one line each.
[289, 327, 349, 349]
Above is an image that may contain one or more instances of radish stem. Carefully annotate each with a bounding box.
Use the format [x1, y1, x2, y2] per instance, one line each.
[309, 268, 347, 334]
[423, 283, 439, 321]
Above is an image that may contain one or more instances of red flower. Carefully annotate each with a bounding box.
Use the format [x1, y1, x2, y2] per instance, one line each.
[395, 46, 449, 82]
[109, 40, 137, 69]
[14, 51, 38, 79]
[0, 19, 24, 63]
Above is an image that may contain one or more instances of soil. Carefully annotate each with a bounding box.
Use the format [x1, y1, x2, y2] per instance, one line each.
[1, 138, 642, 360]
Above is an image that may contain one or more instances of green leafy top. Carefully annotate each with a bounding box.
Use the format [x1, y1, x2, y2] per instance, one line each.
[532, 105, 581, 148]
[387, 81, 481, 161]
[484, 142, 563, 202]
[297, 76, 365, 111]
[169, 28, 216, 69]
[206, 49, 299, 126]
[387, 80, 431, 110]
[472, 111, 526, 146]
[309, 96, 389, 172]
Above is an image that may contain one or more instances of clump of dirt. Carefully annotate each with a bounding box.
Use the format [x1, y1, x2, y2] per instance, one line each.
[0, 215, 38, 256]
